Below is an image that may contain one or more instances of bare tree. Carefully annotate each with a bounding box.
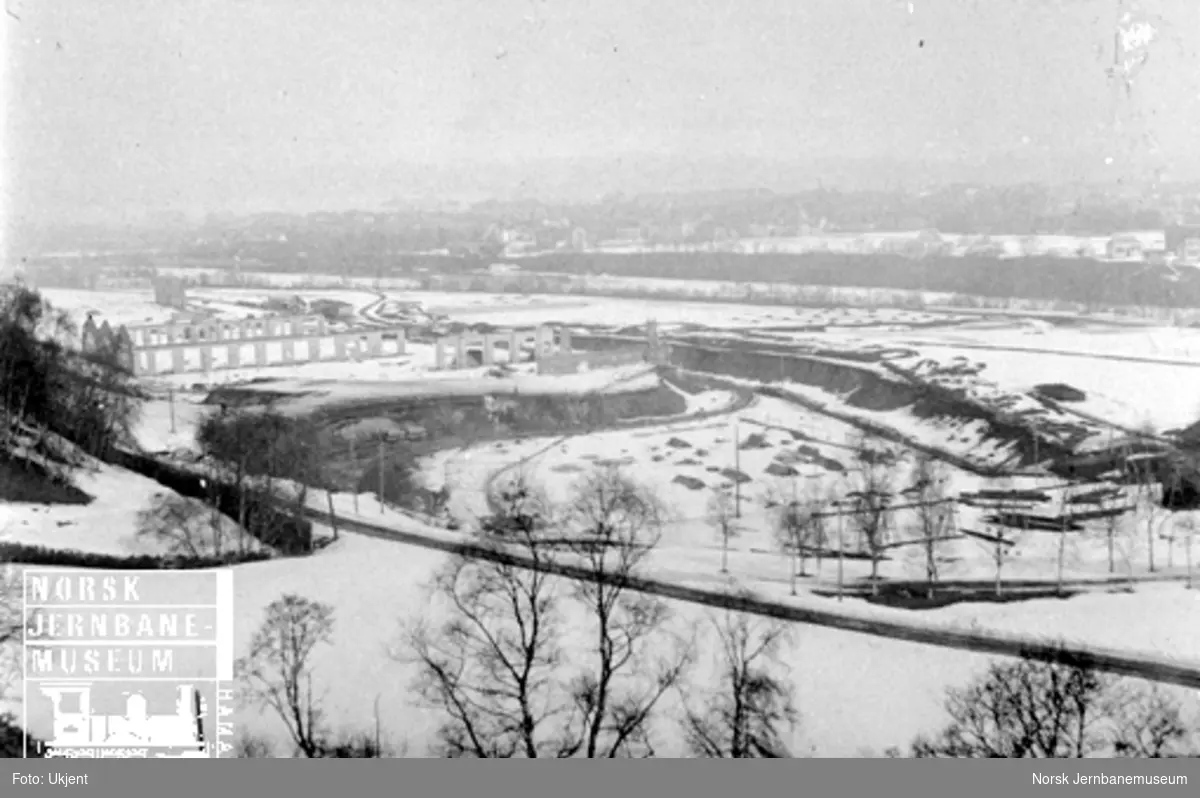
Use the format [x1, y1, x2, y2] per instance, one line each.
[319, 728, 404, 758]
[561, 467, 693, 758]
[1099, 489, 1124, 575]
[399, 479, 568, 758]
[912, 653, 1199, 758]
[237, 594, 335, 758]
[135, 493, 226, 559]
[910, 453, 954, 600]
[1105, 682, 1199, 758]
[847, 437, 896, 596]
[680, 607, 798, 758]
[1130, 455, 1166, 574]
[233, 732, 276, 758]
[1110, 504, 1143, 592]
[771, 482, 828, 594]
[708, 486, 741, 575]
[1180, 514, 1197, 590]
[912, 654, 1111, 758]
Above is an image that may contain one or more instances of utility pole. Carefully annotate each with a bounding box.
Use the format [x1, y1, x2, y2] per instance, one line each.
[378, 436, 386, 516]
[168, 386, 176, 434]
[836, 502, 845, 602]
[349, 436, 360, 514]
[733, 416, 741, 519]
[374, 693, 382, 757]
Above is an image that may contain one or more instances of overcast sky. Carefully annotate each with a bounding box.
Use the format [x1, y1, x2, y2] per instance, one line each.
[3, 0, 1199, 223]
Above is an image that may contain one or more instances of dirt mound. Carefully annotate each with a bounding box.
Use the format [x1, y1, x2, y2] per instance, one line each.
[666, 437, 692, 449]
[595, 456, 635, 467]
[764, 461, 798, 478]
[720, 468, 752, 484]
[1032, 383, 1087, 402]
[672, 474, 707, 491]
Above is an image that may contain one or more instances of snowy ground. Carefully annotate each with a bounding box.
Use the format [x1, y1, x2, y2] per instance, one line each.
[891, 344, 1200, 433]
[9, 525, 1198, 758]
[376, 290, 972, 332]
[421, 394, 1198, 589]
[9, 286, 1200, 756]
[209, 363, 663, 415]
[0, 458, 259, 558]
[37, 288, 179, 328]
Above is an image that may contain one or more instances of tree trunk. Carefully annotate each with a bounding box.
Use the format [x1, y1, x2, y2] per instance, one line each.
[1146, 514, 1156, 573]
[327, 489, 339, 542]
[236, 459, 248, 555]
[1186, 532, 1193, 590]
[789, 546, 797, 596]
[994, 540, 1003, 598]
[926, 538, 936, 600]
[1056, 531, 1066, 596]
[815, 542, 823, 581]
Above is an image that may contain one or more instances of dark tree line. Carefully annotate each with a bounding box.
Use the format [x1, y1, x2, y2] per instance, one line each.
[1, 282, 141, 464]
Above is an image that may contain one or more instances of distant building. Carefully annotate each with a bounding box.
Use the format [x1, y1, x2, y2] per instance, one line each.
[152, 275, 189, 309]
[1106, 235, 1144, 262]
[1115, 229, 1166, 253]
[1166, 225, 1200, 264]
[570, 227, 588, 251]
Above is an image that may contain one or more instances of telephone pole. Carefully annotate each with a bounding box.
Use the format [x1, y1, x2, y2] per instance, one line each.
[378, 436, 386, 516]
[733, 416, 741, 518]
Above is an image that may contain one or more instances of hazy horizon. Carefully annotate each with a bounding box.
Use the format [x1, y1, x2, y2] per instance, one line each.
[4, 0, 1199, 226]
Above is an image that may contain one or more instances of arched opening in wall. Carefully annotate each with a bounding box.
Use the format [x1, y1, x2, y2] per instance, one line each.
[464, 348, 484, 368]
[380, 332, 401, 356]
[183, 328, 193, 341]
[197, 328, 207, 341]
[492, 339, 511, 364]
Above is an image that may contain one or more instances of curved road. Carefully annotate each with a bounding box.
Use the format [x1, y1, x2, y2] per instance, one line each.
[303, 506, 1200, 691]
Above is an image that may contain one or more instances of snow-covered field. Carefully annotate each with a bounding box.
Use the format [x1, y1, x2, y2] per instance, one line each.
[37, 288, 179, 328]
[422, 394, 1198, 588]
[382, 290, 970, 331]
[8, 286, 1200, 757]
[9, 520, 1198, 758]
[892, 344, 1200, 433]
[7, 396, 1199, 758]
[0, 458, 258, 558]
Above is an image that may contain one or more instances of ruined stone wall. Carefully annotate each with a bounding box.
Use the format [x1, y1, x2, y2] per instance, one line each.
[118, 314, 406, 376]
[432, 324, 563, 370]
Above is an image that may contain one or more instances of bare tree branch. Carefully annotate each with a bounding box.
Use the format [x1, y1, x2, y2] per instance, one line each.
[562, 466, 694, 758]
[236, 594, 334, 758]
[398, 478, 568, 758]
[681, 606, 799, 758]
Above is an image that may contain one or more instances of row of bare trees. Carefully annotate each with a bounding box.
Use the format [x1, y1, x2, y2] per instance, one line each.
[232, 469, 800, 758]
[227, 546, 1199, 759]
[722, 438, 956, 600]
[910, 654, 1199, 758]
[727, 430, 1195, 602]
